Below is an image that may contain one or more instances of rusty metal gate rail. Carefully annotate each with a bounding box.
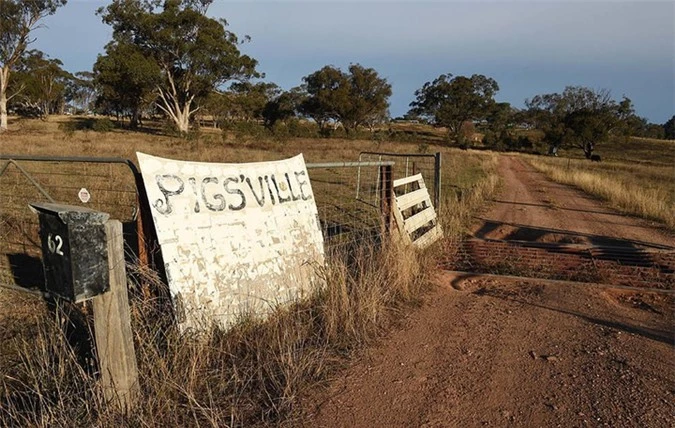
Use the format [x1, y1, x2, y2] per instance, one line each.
[0, 154, 141, 291]
[358, 151, 441, 210]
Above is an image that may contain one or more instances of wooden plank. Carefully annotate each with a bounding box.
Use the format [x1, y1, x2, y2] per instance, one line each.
[391, 173, 442, 249]
[404, 207, 436, 234]
[379, 165, 393, 236]
[393, 174, 424, 188]
[92, 220, 139, 412]
[413, 225, 443, 249]
[396, 188, 430, 211]
[413, 226, 441, 249]
[391, 197, 412, 245]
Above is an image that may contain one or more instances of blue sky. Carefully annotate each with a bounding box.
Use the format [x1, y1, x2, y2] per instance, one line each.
[33, 0, 674, 123]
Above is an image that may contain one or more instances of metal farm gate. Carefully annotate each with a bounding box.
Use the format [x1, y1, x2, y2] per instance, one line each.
[357, 152, 441, 210]
[0, 155, 143, 293]
[0, 153, 441, 293]
[306, 160, 395, 251]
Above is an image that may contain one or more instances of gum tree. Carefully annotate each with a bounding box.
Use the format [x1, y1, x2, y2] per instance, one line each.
[0, 0, 67, 131]
[299, 64, 392, 134]
[9, 50, 72, 117]
[408, 73, 499, 143]
[93, 41, 161, 127]
[664, 115, 675, 140]
[525, 86, 637, 158]
[98, 0, 259, 134]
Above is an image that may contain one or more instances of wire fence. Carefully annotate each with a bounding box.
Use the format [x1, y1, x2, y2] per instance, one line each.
[0, 155, 140, 291]
[307, 161, 394, 253]
[1, 154, 439, 291]
[358, 152, 441, 209]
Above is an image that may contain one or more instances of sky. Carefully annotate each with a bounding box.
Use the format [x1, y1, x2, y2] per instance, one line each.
[31, 0, 675, 123]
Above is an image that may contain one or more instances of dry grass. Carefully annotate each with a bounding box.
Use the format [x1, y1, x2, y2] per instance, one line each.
[438, 152, 500, 238]
[0, 115, 443, 164]
[1, 241, 432, 426]
[527, 156, 675, 230]
[0, 115, 500, 426]
[549, 136, 675, 166]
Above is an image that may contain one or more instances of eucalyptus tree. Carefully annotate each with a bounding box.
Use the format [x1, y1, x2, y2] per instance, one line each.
[299, 65, 346, 133]
[10, 50, 72, 116]
[408, 73, 499, 143]
[65, 71, 97, 113]
[227, 81, 280, 122]
[300, 64, 392, 134]
[664, 116, 675, 140]
[0, 0, 67, 131]
[98, 0, 259, 134]
[93, 41, 161, 127]
[526, 86, 637, 158]
[262, 87, 305, 129]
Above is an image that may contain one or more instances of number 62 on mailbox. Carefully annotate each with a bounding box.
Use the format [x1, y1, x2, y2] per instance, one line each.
[29, 202, 111, 303]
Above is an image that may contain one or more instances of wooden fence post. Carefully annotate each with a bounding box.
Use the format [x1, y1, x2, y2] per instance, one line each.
[434, 152, 442, 210]
[92, 219, 139, 412]
[379, 165, 393, 236]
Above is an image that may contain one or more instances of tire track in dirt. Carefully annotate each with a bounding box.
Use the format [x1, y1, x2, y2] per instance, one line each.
[298, 154, 674, 427]
[474, 156, 674, 248]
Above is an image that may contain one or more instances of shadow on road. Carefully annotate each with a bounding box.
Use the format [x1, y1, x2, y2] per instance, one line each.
[472, 219, 674, 250]
[491, 199, 620, 217]
[474, 287, 674, 346]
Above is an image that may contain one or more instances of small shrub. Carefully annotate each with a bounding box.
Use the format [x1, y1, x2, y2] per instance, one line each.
[270, 122, 291, 143]
[222, 121, 269, 141]
[482, 130, 503, 151]
[287, 118, 317, 138]
[92, 118, 115, 133]
[58, 122, 77, 139]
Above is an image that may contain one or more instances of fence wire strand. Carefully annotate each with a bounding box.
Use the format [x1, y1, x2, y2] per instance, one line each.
[1, 154, 442, 290]
[0, 158, 138, 290]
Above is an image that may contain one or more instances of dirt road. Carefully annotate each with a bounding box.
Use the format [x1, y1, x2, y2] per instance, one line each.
[299, 156, 674, 427]
[472, 156, 673, 249]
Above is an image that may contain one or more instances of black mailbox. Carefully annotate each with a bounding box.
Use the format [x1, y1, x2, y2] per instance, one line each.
[30, 202, 111, 302]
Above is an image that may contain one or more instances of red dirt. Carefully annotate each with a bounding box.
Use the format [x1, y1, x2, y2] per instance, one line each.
[298, 156, 674, 427]
[473, 156, 674, 248]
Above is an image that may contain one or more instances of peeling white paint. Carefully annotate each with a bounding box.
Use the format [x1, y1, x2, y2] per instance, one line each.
[137, 153, 325, 331]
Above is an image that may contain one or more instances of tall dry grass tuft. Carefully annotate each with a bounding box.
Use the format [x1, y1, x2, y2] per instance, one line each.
[1, 130, 500, 426]
[0, 303, 104, 426]
[528, 157, 675, 229]
[1, 238, 432, 426]
[438, 152, 500, 239]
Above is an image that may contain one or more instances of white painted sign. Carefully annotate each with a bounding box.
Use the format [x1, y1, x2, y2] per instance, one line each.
[137, 152, 325, 331]
[78, 188, 91, 203]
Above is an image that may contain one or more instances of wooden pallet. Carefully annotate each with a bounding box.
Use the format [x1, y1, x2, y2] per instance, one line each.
[391, 174, 442, 249]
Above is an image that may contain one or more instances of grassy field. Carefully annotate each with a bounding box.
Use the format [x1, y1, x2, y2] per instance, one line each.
[0, 115, 498, 426]
[550, 136, 675, 166]
[527, 154, 675, 230]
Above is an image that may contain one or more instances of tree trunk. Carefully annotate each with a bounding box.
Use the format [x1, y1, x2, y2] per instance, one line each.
[583, 141, 594, 159]
[175, 107, 190, 135]
[157, 91, 192, 135]
[0, 90, 7, 132]
[130, 109, 140, 129]
[0, 67, 8, 132]
[156, 71, 196, 136]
